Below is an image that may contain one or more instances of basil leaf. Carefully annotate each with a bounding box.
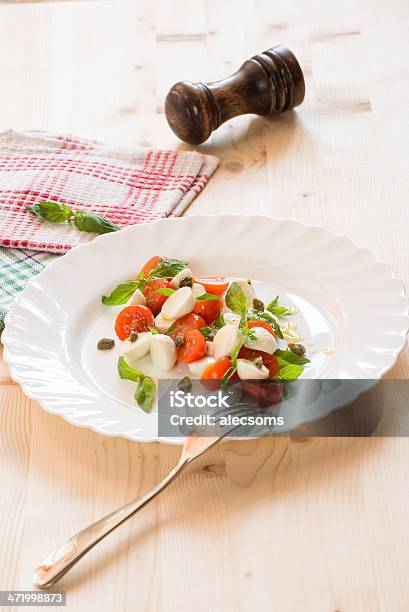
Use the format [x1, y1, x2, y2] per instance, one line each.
[117, 356, 144, 382]
[239, 324, 256, 344]
[155, 288, 175, 296]
[27, 200, 73, 224]
[268, 319, 283, 339]
[214, 312, 225, 329]
[149, 327, 159, 334]
[231, 333, 244, 366]
[248, 310, 283, 339]
[266, 295, 292, 317]
[199, 312, 225, 340]
[225, 282, 247, 315]
[134, 376, 156, 413]
[275, 364, 304, 381]
[149, 258, 188, 279]
[195, 293, 220, 301]
[274, 349, 310, 366]
[136, 271, 148, 291]
[221, 365, 237, 388]
[74, 210, 120, 234]
[199, 326, 216, 339]
[268, 306, 291, 316]
[118, 357, 156, 412]
[199, 312, 226, 338]
[102, 280, 139, 305]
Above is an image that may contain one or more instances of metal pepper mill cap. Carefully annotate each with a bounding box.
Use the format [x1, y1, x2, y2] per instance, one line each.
[165, 45, 305, 145]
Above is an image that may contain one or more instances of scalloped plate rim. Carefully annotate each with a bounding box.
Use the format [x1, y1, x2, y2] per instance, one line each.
[2, 214, 409, 445]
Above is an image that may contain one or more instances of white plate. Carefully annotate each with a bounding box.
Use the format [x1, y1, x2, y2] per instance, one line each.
[3, 215, 408, 444]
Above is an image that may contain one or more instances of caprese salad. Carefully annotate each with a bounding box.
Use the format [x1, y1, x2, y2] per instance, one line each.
[99, 256, 310, 413]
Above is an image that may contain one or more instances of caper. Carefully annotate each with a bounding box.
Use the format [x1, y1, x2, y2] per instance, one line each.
[178, 376, 192, 392]
[253, 298, 265, 312]
[288, 343, 306, 356]
[179, 277, 193, 288]
[174, 334, 184, 348]
[97, 338, 115, 350]
[129, 332, 138, 342]
[253, 356, 264, 369]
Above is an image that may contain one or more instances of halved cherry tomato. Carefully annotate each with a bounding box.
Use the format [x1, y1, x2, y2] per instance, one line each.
[167, 313, 206, 341]
[241, 380, 283, 408]
[139, 255, 162, 278]
[201, 357, 232, 391]
[177, 329, 207, 363]
[193, 298, 223, 324]
[115, 305, 154, 340]
[238, 347, 280, 378]
[143, 278, 173, 314]
[248, 319, 275, 336]
[193, 277, 229, 296]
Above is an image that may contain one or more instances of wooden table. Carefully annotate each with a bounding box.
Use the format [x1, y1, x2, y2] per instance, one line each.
[1, 1, 409, 610]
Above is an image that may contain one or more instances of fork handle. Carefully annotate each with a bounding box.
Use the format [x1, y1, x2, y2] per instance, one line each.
[33, 460, 188, 589]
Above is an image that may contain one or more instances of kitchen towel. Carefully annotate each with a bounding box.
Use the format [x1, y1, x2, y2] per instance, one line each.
[0, 130, 219, 329]
[0, 130, 219, 253]
[0, 246, 57, 330]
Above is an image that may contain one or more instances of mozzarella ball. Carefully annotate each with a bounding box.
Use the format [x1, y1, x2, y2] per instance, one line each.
[237, 359, 269, 380]
[161, 286, 195, 320]
[192, 282, 206, 298]
[171, 268, 193, 288]
[244, 327, 277, 354]
[155, 312, 175, 333]
[149, 334, 177, 371]
[188, 356, 215, 377]
[121, 332, 151, 361]
[127, 288, 146, 306]
[223, 312, 241, 327]
[213, 325, 240, 360]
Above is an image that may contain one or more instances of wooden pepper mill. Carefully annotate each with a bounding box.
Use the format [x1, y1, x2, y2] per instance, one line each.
[165, 45, 305, 145]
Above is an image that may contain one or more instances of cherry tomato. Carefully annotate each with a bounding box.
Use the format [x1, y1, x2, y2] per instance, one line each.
[201, 357, 232, 391]
[193, 277, 229, 296]
[167, 313, 206, 341]
[238, 347, 280, 378]
[114, 305, 154, 340]
[241, 380, 283, 408]
[143, 278, 173, 314]
[193, 298, 223, 324]
[248, 319, 275, 336]
[177, 329, 207, 364]
[139, 255, 162, 278]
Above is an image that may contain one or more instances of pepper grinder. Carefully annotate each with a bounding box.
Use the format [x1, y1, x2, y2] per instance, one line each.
[165, 45, 305, 145]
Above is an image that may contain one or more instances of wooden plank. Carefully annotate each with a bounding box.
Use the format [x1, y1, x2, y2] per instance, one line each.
[0, 0, 409, 610]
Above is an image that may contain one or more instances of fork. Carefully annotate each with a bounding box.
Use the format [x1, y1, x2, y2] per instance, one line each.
[33, 425, 240, 589]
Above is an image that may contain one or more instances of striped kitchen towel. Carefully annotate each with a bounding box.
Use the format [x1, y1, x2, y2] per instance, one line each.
[0, 130, 218, 329]
[0, 247, 58, 330]
[0, 130, 219, 253]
